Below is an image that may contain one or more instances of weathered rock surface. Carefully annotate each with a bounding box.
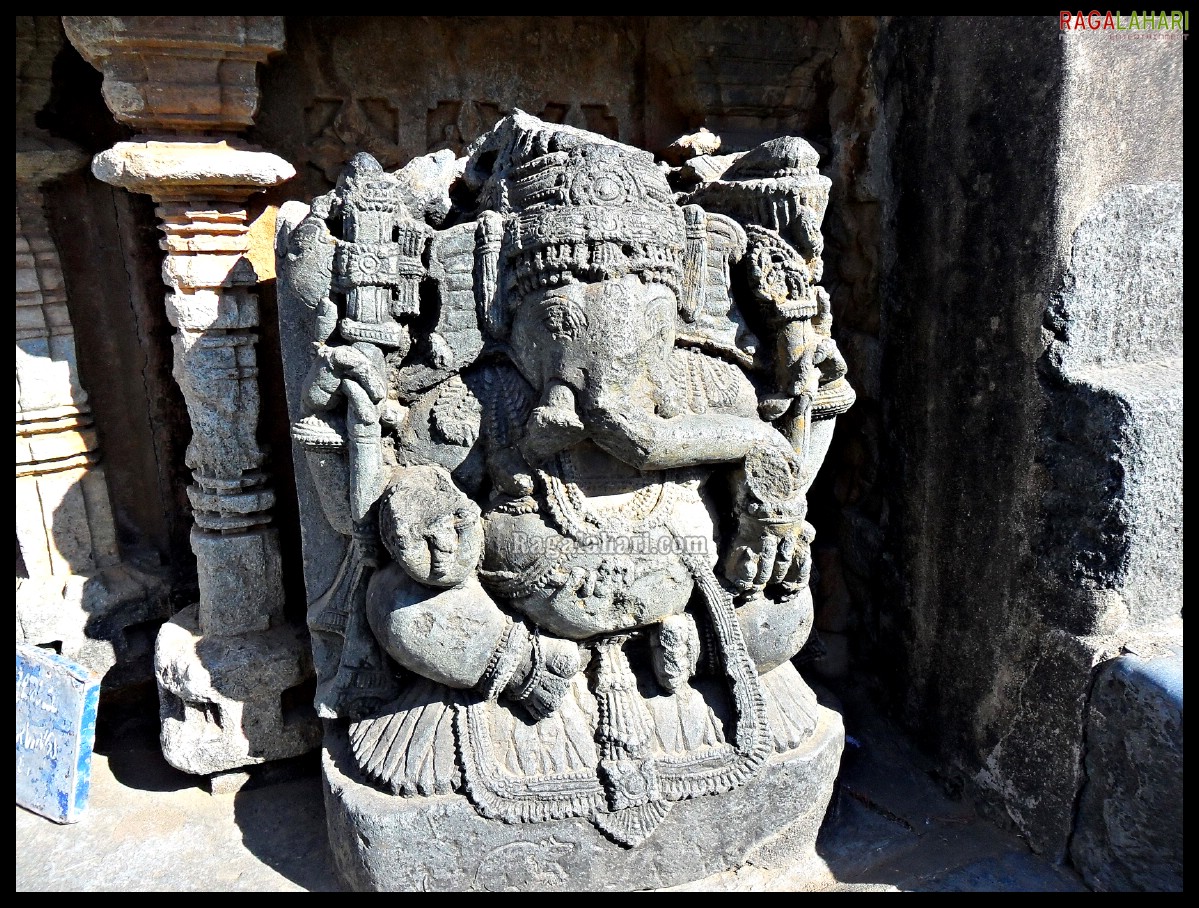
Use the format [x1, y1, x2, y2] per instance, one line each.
[1071, 651, 1183, 892]
[155, 604, 321, 775]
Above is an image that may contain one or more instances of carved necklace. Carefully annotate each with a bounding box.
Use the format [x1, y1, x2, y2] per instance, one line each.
[540, 450, 676, 542]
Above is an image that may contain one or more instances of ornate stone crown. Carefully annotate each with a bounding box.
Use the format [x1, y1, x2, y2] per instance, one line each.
[503, 142, 686, 296]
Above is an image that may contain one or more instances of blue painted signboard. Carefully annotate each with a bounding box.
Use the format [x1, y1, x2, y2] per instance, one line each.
[15, 643, 100, 824]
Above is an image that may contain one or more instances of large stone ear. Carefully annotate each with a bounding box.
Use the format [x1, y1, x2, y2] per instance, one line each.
[679, 205, 747, 323]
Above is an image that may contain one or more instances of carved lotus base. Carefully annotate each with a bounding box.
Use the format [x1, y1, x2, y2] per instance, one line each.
[321, 671, 844, 892]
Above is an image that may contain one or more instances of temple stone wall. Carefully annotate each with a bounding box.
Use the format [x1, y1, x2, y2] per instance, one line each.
[17, 16, 180, 695]
[26, 18, 194, 586]
[871, 16, 1182, 880]
[1048, 31, 1182, 890]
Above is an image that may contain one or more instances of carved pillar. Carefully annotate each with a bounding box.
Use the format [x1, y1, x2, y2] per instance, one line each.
[92, 146, 292, 635]
[64, 16, 320, 775]
[16, 16, 170, 686]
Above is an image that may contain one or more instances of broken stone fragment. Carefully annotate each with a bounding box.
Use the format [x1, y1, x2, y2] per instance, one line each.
[661, 126, 722, 166]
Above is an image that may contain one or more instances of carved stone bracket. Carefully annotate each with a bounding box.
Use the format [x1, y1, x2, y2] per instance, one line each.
[62, 16, 285, 133]
[68, 16, 320, 775]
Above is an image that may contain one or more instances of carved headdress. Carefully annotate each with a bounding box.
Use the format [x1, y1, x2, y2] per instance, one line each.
[688, 135, 831, 244]
[465, 111, 686, 299]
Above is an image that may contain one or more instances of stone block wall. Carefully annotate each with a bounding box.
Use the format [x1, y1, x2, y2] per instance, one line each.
[867, 15, 1182, 883]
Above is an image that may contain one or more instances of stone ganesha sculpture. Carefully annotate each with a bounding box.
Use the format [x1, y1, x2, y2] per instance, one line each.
[278, 111, 853, 848]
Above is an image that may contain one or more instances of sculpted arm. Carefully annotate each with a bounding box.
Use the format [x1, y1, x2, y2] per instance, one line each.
[366, 466, 584, 719]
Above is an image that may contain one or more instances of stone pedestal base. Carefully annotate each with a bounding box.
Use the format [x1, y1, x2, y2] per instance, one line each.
[155, 604, 321, 775]
[323, 700, 844, 891]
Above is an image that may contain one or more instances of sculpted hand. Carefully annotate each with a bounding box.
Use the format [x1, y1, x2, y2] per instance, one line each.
[305, 342, 388, 412]
[512, 634, 585, 720]
[814, 336, 847, 386]
[725, 516, 814, 593]
[481, 623, 584, 719]
[723, 440, 812, 592]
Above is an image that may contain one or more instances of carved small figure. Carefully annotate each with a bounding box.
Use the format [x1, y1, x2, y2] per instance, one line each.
[366, 464, 582, 720]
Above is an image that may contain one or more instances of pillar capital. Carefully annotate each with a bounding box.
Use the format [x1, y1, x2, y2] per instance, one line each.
[62, 16, 285, 134]
[91, 139, 295, 203]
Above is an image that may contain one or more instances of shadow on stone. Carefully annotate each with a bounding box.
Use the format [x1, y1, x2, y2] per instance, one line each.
[92, 684, 196, 794]
[810, 676, 1088, 892]
[230, 750, 345, 892]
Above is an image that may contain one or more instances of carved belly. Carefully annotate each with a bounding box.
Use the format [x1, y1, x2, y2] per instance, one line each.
[481, 475, 715, 640]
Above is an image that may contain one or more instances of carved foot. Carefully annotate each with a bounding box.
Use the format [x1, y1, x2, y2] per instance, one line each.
[650, 613, 703, 692]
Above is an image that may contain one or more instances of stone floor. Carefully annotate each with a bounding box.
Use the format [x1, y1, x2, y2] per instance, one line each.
[16, 678, 1088, 892]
